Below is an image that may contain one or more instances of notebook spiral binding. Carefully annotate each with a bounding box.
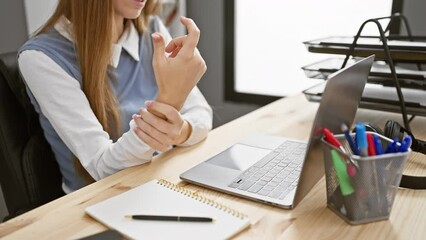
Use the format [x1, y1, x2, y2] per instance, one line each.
[158, 179, 247, 220]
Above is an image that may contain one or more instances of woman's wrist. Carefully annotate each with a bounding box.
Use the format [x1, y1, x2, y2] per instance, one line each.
[156, 92, 185, 111]
[177, 120, 192, 145]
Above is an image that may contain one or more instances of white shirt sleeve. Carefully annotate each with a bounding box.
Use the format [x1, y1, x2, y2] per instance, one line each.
[18, 50, 155, 181]
[178, 87, 213, 146]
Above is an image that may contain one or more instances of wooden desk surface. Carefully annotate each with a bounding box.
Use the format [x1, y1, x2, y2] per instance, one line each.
[1, 94, 425, 240]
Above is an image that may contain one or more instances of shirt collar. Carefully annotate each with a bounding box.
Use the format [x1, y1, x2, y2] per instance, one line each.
[54, 16, 140, 68]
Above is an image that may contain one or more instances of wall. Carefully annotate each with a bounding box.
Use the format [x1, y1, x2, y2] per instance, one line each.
[402, 0, 426, 35]
[23, 0, 57, 35]
[0, 0, 28, 54]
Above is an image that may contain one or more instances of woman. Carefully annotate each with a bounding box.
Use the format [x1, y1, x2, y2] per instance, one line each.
[18, 0, 212, 193]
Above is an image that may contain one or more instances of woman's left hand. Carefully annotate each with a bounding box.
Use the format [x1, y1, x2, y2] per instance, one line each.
[132, 101, 192, 152]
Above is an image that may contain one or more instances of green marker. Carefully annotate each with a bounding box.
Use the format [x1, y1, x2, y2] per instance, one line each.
[331, 150, 354, 196]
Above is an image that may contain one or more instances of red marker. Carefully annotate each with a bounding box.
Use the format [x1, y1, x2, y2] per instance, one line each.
[367, 133, 376, 156]
[323, 128, 357, 177]
[323, 128, 344, 150]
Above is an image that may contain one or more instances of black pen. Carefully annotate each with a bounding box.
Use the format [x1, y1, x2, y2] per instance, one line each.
[125, 215, 215, 222]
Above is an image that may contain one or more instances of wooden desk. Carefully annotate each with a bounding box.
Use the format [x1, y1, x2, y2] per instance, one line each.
[1, 94, 425, 239]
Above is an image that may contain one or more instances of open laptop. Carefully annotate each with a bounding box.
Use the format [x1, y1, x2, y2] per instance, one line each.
[180, 55, 374, 209]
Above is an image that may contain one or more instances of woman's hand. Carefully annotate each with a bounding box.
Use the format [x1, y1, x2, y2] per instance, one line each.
[151, 16, 207, 111]
[132, 101, 192, 152]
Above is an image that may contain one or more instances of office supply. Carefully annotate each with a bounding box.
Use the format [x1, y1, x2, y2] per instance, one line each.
[367, 133, 377, 156]
[304, 36, 426, 56]
[399, 135, 412, 152]
[372, 133, 388, 215]
[322, 133, 411, 224]
[373, 134, 383, 155]
[303, 13, 426, 132]
[382, 119, 426, 155]
[85, 179, 250, 240]
[180, 56, 374, 209]
[341, 123, 358, 155]
[369, 133, 388, 213]
[302, 57, 426, 88]
[330, 150, 354, 196]
[323, 127, 357, 177]
[354, 124, 379, 216]
[355, 124, 368, 157]
[1, 93, 426, 239]
[323, 128, 346, 153]
[303, 82, 426, 117]
[385, 138, 399, 153]
[329, 149, 360, 220]
[124, 215, 214, 222]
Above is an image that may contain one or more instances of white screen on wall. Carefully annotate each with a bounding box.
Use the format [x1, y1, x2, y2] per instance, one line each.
[235, 0, 393, 96]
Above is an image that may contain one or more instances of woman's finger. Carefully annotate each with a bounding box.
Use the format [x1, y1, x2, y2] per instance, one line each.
[169, 46, 182, 58]
[133, 126, 169, 152]
[145, 101, 182, 124]
[179, 16, 200, 57]
[139, 108, 172, 134]
[165, 36, 186, 53]
[135, 114, 174, 145]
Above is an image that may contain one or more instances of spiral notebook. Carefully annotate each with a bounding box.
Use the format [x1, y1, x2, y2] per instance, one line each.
[85, 179, 250, 240]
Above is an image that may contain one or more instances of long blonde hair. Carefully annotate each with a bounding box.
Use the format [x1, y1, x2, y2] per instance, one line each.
[37, 0, 161, 183]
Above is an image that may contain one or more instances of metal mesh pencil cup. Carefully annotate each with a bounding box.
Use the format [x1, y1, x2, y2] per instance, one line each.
[321, 132, 410, 225]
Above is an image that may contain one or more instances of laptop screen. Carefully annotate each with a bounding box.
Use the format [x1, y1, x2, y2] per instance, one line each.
[293, 55, 374, 205]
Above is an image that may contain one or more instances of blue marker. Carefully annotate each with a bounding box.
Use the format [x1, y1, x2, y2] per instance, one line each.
[373, 134, 383, 155]
[398, 135, 412, 152]
[354, 132, 358, 153]
[341, 124, 358, 155]
[355, 124, 378, 215]
[373, 134, 387, 214]
[355, 124, 368, 157]
[385, 138, 399, 153]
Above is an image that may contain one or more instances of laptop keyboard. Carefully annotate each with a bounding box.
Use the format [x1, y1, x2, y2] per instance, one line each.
[228, 141, 307, 200]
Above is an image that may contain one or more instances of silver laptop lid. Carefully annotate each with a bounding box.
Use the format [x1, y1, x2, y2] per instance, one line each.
[293, 55, 374, 206]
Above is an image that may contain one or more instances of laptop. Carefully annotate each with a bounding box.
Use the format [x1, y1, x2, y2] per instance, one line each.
[180, 55, 374, 209]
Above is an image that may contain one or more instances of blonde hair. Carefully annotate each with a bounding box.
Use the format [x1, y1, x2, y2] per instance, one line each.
[37, 0, 161, 183]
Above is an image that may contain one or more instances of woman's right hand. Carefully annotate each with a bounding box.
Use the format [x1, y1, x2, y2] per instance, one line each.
[151, 16, 207, 112]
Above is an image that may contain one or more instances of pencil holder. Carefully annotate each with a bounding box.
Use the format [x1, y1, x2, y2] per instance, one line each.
[321, 132, 410, 225]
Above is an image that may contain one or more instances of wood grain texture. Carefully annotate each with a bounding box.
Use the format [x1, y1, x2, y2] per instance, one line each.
[1, 94, 425, 240]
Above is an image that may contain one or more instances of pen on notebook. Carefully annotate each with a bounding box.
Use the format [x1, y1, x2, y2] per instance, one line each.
[125, 215, 215, 222]
[341, 124, 358, 155]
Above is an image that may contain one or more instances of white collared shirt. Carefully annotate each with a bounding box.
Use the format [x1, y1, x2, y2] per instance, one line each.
[18, 17, 213, 193]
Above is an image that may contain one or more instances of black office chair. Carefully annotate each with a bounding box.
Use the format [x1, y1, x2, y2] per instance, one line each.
[0, 52, 64, 221]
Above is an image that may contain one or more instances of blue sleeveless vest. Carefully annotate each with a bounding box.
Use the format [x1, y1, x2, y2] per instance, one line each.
[19, 18, 162, 191]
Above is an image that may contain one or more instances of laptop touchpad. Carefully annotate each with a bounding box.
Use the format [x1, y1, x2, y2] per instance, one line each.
[206, 144, 270, 171]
